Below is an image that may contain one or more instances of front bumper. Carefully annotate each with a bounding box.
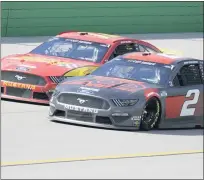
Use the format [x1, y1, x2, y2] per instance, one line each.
[1, 80, 56, 104]
[49, 116, 140, 130]
[49, 98, 144, 130]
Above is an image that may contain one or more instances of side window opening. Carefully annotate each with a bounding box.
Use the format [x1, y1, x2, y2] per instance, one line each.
[173, 64, 202, 86]
[115, 43, 135, 56]
[144, 46, 159, 53]
[136, 44, 158, 53]
[108, 43, 159, 61]
[108, 43, 136, 60]
[134, 44, 145, 52]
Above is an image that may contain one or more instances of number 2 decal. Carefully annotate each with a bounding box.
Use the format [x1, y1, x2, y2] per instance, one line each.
[180, 89, 200, 116]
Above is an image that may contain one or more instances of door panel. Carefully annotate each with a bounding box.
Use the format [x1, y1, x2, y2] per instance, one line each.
[165, 85, 203, 120]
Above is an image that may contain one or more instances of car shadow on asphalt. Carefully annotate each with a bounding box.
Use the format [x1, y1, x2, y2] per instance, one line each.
[2, 99, 203, 136]
[51, 120, 203, 136]
[1, 98, 49, 107]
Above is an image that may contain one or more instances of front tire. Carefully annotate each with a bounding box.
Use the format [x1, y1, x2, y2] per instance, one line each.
[140, 97, 161, 131]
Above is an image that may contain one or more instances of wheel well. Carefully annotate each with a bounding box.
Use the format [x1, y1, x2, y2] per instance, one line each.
[146, 97, 162, 124]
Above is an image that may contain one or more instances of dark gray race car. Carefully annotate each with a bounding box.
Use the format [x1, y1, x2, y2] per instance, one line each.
[49, 52, 204, 131]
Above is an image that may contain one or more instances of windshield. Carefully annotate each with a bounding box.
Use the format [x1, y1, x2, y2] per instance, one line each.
[31, 37, 110, 63]
[91, 57, 172, 86]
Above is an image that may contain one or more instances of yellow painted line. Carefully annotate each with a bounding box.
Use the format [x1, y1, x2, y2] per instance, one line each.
[1, 150, 203, 167]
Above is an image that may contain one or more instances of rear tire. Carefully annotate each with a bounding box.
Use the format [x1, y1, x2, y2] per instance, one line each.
[140, 97, 161, 131]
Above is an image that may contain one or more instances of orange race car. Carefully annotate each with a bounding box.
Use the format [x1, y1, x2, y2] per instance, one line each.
[1, 31, 163, 104]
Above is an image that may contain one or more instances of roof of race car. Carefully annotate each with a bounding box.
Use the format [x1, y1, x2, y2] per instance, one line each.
[123, 52, 194, 65]
[57, 31, 135, 44]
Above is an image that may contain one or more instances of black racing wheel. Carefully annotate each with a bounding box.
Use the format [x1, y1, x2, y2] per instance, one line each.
[140, 97, 161, 131]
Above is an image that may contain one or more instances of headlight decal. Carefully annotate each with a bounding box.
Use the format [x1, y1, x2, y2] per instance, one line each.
[112, 99, 138, 107]
[49, 76, 68, 84]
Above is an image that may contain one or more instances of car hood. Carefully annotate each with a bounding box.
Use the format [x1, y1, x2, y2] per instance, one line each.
[58, 75, 159, 98]
[1, 53, 100, 76]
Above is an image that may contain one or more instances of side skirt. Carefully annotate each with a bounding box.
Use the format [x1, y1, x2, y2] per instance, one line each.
[158, 116, 204, 129]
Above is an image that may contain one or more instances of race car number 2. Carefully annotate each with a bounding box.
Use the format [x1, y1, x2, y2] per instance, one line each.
[180, 89, 200, 116]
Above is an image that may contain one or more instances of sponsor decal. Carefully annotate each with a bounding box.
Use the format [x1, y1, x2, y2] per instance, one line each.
[65, 39, 92, 44]
[164, 65, 175, 70]
[64, 104, 99, 114]
[85, 79, 144, 93]
[2, 81, 36, 90]
[100, 44, 110, 48]
[184, 61, 198, 65]
[64, 78, 145, 93]
[15, 56, 79, 69]
[131, 116, 141, 121]
[120, 41, 133, 44]
[55, 62, 79, 69]
[64, 66, 99, 76]
[80, 87, 100, 92]
[160, 91, 167, 97]
[86, 81, 117, 89]
[16, 66, 29, 72]
[18, 64, 36, 69]
[112, 113, 129, 117]
[114, 84, 144, 93]
[16, 64, 36, 71]
[15, 56, 56, 64]
[77, 87, 100, 94]
[133, 120, 140, 127]
[128, 60, 156, 66]
[77, 89, 94, 95]
[131, 116, 141, 127]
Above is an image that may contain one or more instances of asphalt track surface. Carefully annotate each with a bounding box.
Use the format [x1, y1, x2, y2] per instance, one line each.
[1, 33, 203, 179]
